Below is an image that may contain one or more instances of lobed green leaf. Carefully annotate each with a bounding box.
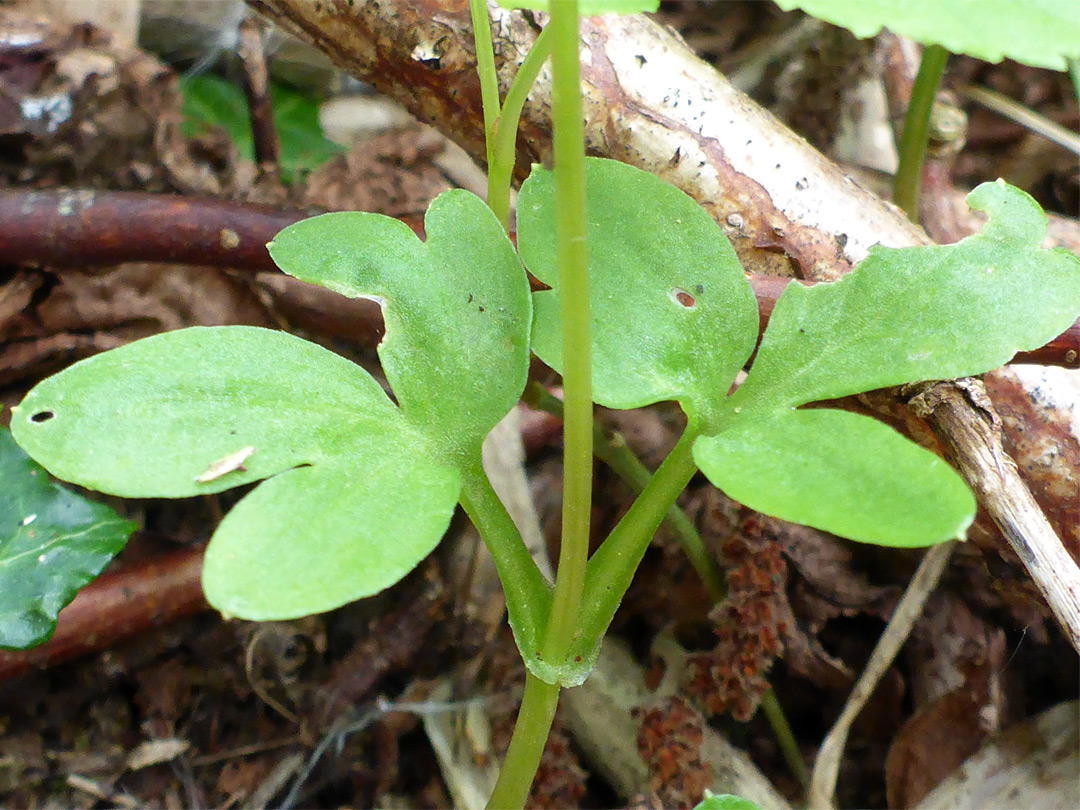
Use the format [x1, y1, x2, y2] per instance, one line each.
[268, 189, 532, 458]
[519, 157, 758, 425]
[693, 409, 975, 548]
[727, 180, 1080, 413]
[11, 327, 460, 621]
[774, 0, 1080, 70]
[0, 429, 136, 649]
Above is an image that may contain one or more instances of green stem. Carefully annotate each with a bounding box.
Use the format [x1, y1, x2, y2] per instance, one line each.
[524, 383, 725, 602]
[487, 24, 556, 231]
[485, 673, 561, 809]
[894, 43, 949, 222]
[760, 689, 810, 791]
[574, 425, 702, 654]
[459, 462, 553, 655]
[541, 0, 592, 666]
[469, 0, 501, 168]
[524, 386, 806, 789]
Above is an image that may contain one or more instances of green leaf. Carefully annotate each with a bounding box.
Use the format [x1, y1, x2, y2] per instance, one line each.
[11, 327, 461, 620]
[519, 157, 758, 425]
[203, 450, 459, 621]
[498, 0, 659, 15]
[692, 793, 762, 810]
[180, 75, 345, 183]
[728, 180, 1080, 413]
[693, 409, 975, 547]
[774, 0, 1080, 70]
[12, 327, 404, 497]
[268, 189, 532, 457]
[0, 428, 136, 649]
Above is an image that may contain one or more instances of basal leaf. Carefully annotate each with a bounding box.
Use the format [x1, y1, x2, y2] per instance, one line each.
[203, 448, 458, 621]
[268, 189, 531, 457]
[728, 180, 1080, 412]
[498, 1, 659, 15]
[694, 409, 974, 547]
[519, 157, 758, 425]
[775, 0, 1080, 70]
[0, 428, 136, 649]
[11, 327, 460, 620]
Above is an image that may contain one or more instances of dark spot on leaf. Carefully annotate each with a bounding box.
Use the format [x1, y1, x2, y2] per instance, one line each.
[694, 284, 704, 295]
[575, 655, 582, 663]
[30, 410, 54, 423]
[635, 54, 646, 66]
[798, 328, 805, 334]
[671, 287, 696, 308]
[467, 293, 474, 303]
[478, 305, 485, 312]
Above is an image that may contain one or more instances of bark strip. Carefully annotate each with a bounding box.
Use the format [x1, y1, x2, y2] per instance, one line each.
[908, 380, 1080, 652]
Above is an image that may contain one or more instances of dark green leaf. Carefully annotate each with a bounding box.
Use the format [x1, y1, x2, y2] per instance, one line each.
[519, 157, 758, 426]
[694, 408, 975, 547]
[268, 189, 532, 457]
[180, 75, 345, 183]
[728, 181, 1080, 413]
[0, 428, 136, 649]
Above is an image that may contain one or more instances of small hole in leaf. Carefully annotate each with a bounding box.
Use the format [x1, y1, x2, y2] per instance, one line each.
[670, 287, 696, 308]
[30, 410, 55, 423]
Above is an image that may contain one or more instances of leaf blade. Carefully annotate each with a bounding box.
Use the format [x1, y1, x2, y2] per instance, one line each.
[519, 157, 758, 424]
[11, 326, 403, 498]
[693, 409, 975, 548]
[729, 181, 1080, 412]
[268, 190, 532, 455]
[202, 449, 459, 621]
[774, 0, 1080, 70]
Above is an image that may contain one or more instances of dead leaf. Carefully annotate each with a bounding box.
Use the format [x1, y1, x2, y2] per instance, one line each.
[195, 446, 255, 483]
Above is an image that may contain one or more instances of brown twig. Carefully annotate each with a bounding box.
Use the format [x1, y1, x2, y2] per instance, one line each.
[0, 189, 309, 272]
[1, 189, 1075, 367]
[238, 17, 281, 171]
[0, 546, 208, 681]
